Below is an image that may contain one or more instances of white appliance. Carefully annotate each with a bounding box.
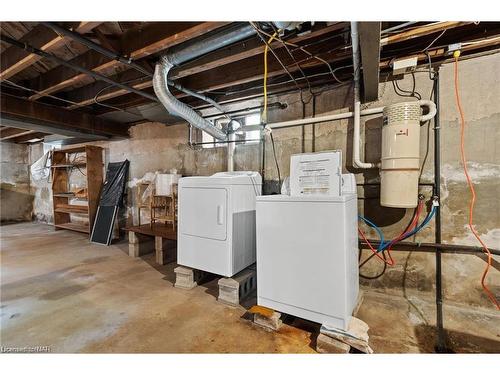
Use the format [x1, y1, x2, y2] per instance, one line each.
[256, 193, 359, 330]
[256, 150, 358, 330]
[178, 171, 262, 277]
[380, 102, 422, 208]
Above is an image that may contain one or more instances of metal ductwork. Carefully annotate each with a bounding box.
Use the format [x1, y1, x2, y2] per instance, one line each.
[153, 62, 227, 140]
[153, 23, 257, 141]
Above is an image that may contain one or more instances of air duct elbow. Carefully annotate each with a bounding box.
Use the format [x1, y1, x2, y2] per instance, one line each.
[419, 100, 437, 122]
[153, 61, 227, 141]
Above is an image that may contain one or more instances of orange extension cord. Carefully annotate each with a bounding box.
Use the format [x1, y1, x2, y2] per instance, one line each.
[453, 51, 500, 310]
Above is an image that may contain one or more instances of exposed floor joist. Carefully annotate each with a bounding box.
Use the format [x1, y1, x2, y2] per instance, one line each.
[0, 127, 36, 140]
[26, 22, 230, 101]
[359, 22, 381, 102]
[0, 22, 102, 80]
[63, 23, 348, 109]
[9, 131, 47, 143]
[1, 94, 128, 138]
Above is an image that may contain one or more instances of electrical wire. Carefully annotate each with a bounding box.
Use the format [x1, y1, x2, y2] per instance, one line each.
[1, 79, 82, 107]
[421, 29, 447, 52]
[453, 51, 500, 310]
[391, 72, 422, 100]
[269, 24, 313, 96]
[1, 77, 139, 116]
[253, 25, 345, 84]
[262, 30, 279, 123]
[250, 22, 303, 97]
[269, 132, 281, 190]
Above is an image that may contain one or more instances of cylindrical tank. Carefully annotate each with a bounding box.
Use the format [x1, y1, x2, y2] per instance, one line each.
[380, 102, 422, 208]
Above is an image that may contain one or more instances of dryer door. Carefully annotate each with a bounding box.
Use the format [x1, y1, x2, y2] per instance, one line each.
[180, 187, 227, 241]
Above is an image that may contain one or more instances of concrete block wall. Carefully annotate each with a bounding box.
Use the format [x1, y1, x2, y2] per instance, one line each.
[0, 142, 33, 222]
[27, 52, 500, 310]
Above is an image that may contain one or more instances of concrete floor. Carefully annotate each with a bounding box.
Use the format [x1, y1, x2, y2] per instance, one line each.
[1, 222, 499, 353]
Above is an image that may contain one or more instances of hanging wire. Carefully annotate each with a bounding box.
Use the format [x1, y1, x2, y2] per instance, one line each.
[1, 78, 140, 116]
[251, 24, 346, 84]
[421, 29, 447, 52]
[249, 22, 303, 94]
[269, 23, 313, 97]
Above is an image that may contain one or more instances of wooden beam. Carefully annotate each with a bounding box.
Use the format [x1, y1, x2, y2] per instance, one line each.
[94, 49, 353, 114]
[98, 32, 500, 116]
[379, 35, 500, 69]
[27, 22, 229, 101]
[1, 95, 128, 137]
[170, 23, 348, 80]
[64, 23, 349, 109]
[0, 127, 36, 140]
[11, 131, 47, 143]
[0, 22, 102, 80]
[358, 22, 381, 102]
[380, 21, 472, 46]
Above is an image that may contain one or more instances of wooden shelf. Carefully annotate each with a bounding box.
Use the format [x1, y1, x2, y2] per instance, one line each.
[51, 145, 103, 237]
[51, 163, 86, 168]
[59, 145, 87, 154]
[55, 204, 89, 214]
[53, 192, 88, 199]
[54, 222, 90, 233]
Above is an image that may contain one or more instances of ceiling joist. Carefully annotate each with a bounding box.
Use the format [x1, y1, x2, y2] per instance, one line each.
[26, 22, 229, 101]
[0, 22, 102, 80]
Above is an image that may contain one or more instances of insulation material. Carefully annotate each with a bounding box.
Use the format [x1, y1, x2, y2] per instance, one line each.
[156, 171, 181, 195]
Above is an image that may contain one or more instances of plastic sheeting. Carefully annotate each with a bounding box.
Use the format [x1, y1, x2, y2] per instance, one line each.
[30, 151, 51, 182]
[99, 160, 129, 207]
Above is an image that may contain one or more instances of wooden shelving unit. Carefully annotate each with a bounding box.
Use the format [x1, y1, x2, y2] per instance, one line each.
[51, 145, 103, 236]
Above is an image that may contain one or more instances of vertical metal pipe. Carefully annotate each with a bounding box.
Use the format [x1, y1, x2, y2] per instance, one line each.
[433, 70, 447, 352]
[227, 132, 236, 172]
[312, 95, 316, 152]
[261, 133, 266, 194]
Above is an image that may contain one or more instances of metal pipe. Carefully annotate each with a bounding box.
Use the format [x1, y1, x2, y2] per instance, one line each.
[42, 22, 229, 117]
[42, 22, 152, 77]
[0, 34, 158, 103]
[381, 22, 419, 35]
[351, 22, 378, 169]
[156, 23, 257, 140]
[166, 23, 256, 66]
[360, 240, 500, 256]
[227, 132, 236, 171]
[268, 107, 384, 129]
[153, 62, 227, 140]
[267, 100, 435, 130]
[433, 71, 448, 353]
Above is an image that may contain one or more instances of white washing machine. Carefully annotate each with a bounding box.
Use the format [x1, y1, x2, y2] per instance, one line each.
[256, 174, 359, 330]
[178, 171, 262, 277]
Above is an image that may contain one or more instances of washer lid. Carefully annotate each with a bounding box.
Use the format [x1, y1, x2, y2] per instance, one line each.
[256, 193, 356, 203]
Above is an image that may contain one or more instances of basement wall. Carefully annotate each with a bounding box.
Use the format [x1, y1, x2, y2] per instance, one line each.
[29, 52, 500, 310]
[0, 142, 33, 222]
